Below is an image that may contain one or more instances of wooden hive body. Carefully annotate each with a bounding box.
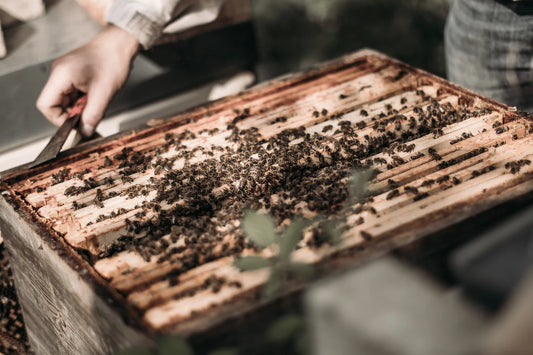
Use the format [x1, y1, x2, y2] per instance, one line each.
[1, 49, 533, 354]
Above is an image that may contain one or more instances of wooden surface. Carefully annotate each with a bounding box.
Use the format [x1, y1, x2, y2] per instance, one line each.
[1, 49, 533, 352]
[0, 196, 149, 354]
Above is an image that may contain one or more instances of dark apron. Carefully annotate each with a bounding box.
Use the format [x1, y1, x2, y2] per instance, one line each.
[445, 0, 533, 112]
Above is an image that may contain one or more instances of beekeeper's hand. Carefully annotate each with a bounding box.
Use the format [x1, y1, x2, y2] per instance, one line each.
[37, 25, 139, 137]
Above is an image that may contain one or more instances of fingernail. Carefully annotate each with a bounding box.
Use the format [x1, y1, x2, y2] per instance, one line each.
[79, 123, 95, 138]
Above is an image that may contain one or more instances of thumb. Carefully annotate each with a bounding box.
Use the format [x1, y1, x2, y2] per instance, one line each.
[79, 83, 115, 137]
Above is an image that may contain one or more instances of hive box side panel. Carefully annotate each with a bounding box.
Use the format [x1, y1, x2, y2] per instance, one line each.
[0, 197, 149, 354]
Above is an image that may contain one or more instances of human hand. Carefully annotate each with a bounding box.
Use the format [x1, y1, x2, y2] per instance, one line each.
[37, 25, 139, 137]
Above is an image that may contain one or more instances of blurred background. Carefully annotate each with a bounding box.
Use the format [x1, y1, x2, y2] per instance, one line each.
[252, 0, 452, 79]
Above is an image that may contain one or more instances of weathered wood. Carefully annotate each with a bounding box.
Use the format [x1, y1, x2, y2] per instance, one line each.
[0, 195, 150, 355]
[1, 49, 533, 353]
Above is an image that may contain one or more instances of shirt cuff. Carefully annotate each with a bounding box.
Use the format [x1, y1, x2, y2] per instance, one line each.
[105, 0, 164, 49]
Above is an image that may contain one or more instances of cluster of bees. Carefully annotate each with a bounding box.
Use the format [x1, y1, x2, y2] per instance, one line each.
[0, 244, 30, 354]
[40, 85, 502, 282]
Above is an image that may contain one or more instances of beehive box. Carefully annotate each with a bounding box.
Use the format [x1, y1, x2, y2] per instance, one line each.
[2, 49, 533, 354]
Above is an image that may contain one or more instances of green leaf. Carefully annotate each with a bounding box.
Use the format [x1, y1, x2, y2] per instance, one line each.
[349, 169, 373, 203]
[267, 314, 304, 343]
[286, 262, 314, 279]
[156, 335, 194, 355]
[115, 347, 152, 355]
[241, 210, 276, 248]
[279, 219, 308, 261]
[263, 268, 283, 299]
[295, 332, 310, 355]
[233, 256, 273, 271]
[319, 220, 342, 245]
[208, 348, 238, 355]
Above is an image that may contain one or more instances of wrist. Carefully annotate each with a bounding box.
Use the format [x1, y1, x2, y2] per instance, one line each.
[99, 24, 140, 60]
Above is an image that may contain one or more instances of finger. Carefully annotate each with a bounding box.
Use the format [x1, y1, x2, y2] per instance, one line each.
[62, 90, 83, 116]
[37, 70, 77, 126]
[55, 111, 70, 128]
[79, 82, 115, 137]
[61, 95, 73, 115]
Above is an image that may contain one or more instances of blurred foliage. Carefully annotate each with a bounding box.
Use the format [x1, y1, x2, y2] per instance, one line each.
[117, 336, 236, 355]
[267, 314, 308, 354]
[349, 168, 375, 205]
[235, 168, 373, 297]
[236, 211, 316, 298]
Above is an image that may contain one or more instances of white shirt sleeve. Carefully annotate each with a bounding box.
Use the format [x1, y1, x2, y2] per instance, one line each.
[106, 0, 224, 49]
